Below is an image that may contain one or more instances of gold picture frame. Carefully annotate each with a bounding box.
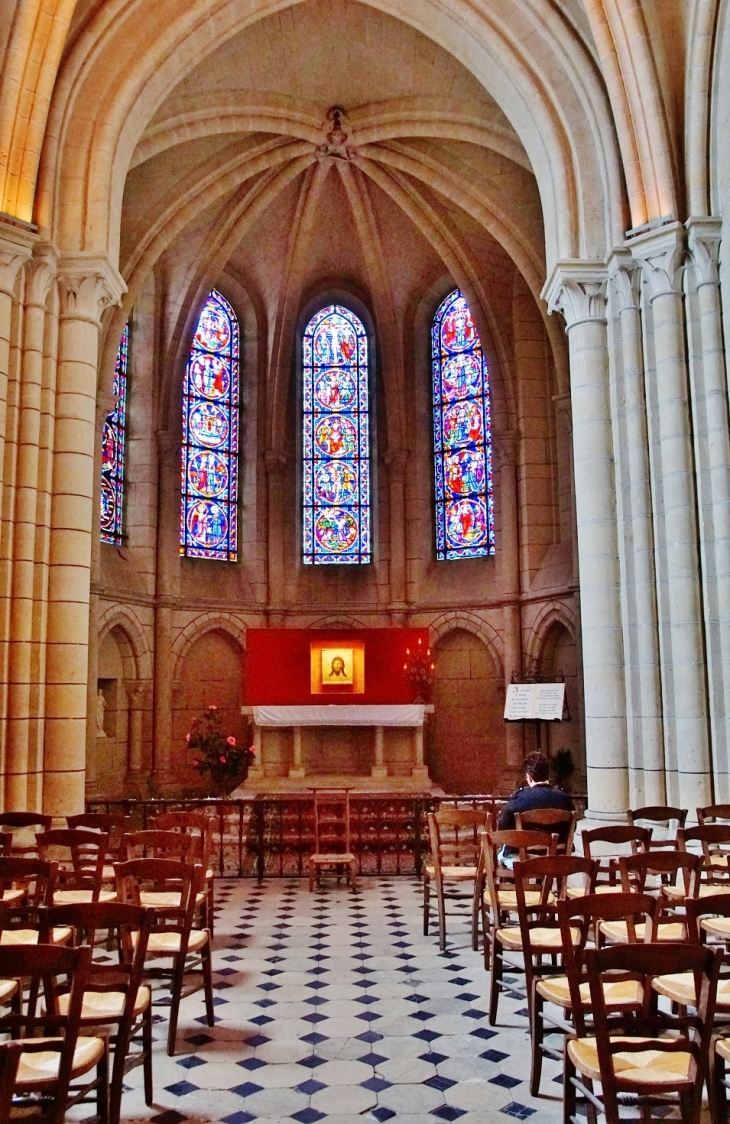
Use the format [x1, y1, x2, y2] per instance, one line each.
[310, 641, 365, 693]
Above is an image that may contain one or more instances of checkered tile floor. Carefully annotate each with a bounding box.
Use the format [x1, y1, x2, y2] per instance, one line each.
[117, 877, 564, 1123]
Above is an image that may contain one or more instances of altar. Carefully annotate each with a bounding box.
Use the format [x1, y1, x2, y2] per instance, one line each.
[236, 628, 440, 794]
[238, 703, 435, 792]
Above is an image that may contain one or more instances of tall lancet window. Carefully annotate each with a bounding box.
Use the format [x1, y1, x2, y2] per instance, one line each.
[180, 289, 239, 561]
[100, 322, 129, 545]
[302, 304, 371, 565]
[432, 289, 494, 560]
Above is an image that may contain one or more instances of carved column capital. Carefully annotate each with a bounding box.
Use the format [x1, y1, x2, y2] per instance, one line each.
[24, 243, 58, 307]
[607, 249, 641, 313]
[265, 450, 287, 478]
[0, 222, 36, 298]
[629, 221, 686, 300]
[56, 253, 126, 326]
[542, 261, 608, 329]
[383, 449, 408, 477]
[493, 431, 519, 468]
[686, 216, 722, 288]
[126, 682, 152, 709]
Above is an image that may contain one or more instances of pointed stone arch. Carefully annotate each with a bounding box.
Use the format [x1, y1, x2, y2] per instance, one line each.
[428, 611, 503, 679]
[98, 602, 153, 681]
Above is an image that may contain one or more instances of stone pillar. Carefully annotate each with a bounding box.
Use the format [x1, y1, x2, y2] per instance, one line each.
[607, 252, 665, 807]
[5, 246, 56, 810]
[0, 226, 34, 526]
[265, 452, 286, 619]
[686, 217, 730, 801]
[126, 682, 151, 781]
[289, 726, 305, 779]
[385, 450, 407, 618]
[247, 722, 265, 785]
[412, 722, 429, 782]
[43, 256, 125, 816]
[153, 432, 180, 789]
[544, 264, 628, 815]
[631, 224, 712, 811]
[372, 725, 388, 779]
[496, 432, 523, 772]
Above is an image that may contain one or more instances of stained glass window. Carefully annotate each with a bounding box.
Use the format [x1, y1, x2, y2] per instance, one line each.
[180, 290, 239, 561]
[302, 304, 370, 565]
[432, 289, 494, 560]
[100, 322, 129, 545]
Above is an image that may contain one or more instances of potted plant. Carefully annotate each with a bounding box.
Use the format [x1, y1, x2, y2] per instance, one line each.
[186, 705, 255, 797]
[551, 747, 575, 793]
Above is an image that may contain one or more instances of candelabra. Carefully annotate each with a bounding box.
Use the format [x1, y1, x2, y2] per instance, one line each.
[403, 637, 435, 704]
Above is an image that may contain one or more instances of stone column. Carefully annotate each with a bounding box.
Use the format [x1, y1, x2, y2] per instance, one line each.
[289, 726, 305, 779]
[544, 264, 628, 815]
[126, 682, 151, 782]
[0, 226, 34, 526]
[43, 256, 125, 816]
[412, 722, 429, 782]
[496, 432, 523, 772]
[372, 725, 388, 779]
[686, 217, 730, 800]
[5, 246, 56, 810]
[265, 452, 286, 619]
[631, 224, 712, 811]
[385, 450, 407, 619]
[153, 432, 180, 789]
[607, 252, 665, 806]
[247, 722, 265, 785]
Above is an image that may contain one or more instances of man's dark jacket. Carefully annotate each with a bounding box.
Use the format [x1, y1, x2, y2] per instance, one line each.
[497, 781, 574, 830]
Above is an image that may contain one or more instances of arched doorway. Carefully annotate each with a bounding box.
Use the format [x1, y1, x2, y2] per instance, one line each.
[429, 628, 505, 793]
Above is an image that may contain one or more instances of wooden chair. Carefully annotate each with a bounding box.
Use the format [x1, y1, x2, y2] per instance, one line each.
[653, 893, 730, 1022]
[0, 813, 52, 857]
[307, 790, 358, 893]
[150, 811, 215, 935]
[679, 824, 730, 887]
[698, 804, 730, 826]
[114, 858, 214, 1054]
[0, 942, 110, 1124]
[67, 813, 131, 882]
[0, 857, 72, 946]
[564, 942, 721, 1124]
[42, 900, 154, 1124]
[627, 805, 687, 849]
[123, 829, 197, 863]
[474, 828, 559, 959]
[530, 891, 656, 1096]
[0, 1041, 23, 1121]
[37, 828, 115, 906]
[594, 851, 703, 944]
[579, 825, 652, 889]
[486, 849, 591, 1026]
[423, 808, 488, 951]
[514, 807, 579, 854]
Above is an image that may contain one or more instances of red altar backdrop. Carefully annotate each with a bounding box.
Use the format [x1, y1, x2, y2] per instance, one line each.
[244, 628, 430, 705]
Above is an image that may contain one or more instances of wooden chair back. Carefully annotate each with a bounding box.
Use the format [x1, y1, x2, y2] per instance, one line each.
[618, 849, 703, 900]
[115, 858, 203, 947]
[558, 892, 657, 1035]
[583, 942, 721, 1123]
[679, 825, 730, 882]
[312, 790, 352, 856]
[698, 804, 730, 826]
[150, 811, 213, 867]
[37, 828, 108, 898]
[627, 806, 687, 849]
[67, 812, 131, 859]
[480, 829, 558, 923]
[514, 808, 578, 854]
[581, 825, 652, 886]
[428, 808, 489, 874]
[0, 812, 52, 857]
[123, 829, 197, 863]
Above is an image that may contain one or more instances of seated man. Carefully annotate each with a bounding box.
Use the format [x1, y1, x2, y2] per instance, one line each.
[497, 751, 574, 865]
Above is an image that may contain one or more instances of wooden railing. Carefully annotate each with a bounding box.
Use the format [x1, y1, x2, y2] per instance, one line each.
[87, 792, 586, 879]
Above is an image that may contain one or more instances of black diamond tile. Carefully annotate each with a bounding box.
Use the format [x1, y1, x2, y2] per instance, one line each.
[292, 1109, 326, 1123]
[397, 965, 417, 974]
[449, 977, 470, 986]
[255, 998, 276, 1008]
[490, 1073, 522, 1089]
[221, 955, 242, 963]
[356, 1011, 381, 1022]
[164, 1081, 199, 1097]
[299, 1055, 327, 1069]
[244, 1034, 270, 1047]
[301, 1032, 328, 1045]
[358, 1052, 387, 1066]
[481, 1049, 509, 1063]
[425, 1075, 457, 1092]
[414, 1029, 441, 1042]
[250, 1014, 273, 1025]
[230, 1082, 264, 1098]
[406, 993, 430, 1004]
[500, 1104, 536, 1120]
[222, 1113, 255, 1124]
[361, 1075, 392, 1092]
[216, 968, 238, 977]
[185, 1033, 213, 1046]
[431, 1107, 466, 1121]
[151, 1112, 188, 1124]
[356, 1030, 384, 1043]
[462, 1008, 487, 1019]
[303, 1012, 328, 1023]
[456, 993, 480, 1002]
[419, 1051, 448, 1065]
[238, 1057, 267, 1071]
[177, 1056, 207, 1070]
[355, 995, 379, 1005]
[411, 1010, 435, 1021]
[471, 1027, 497, 1040]
[295, 1078, 326, 1095]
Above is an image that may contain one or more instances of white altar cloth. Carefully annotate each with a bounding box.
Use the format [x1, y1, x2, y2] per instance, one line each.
[252, 704, 425, 727]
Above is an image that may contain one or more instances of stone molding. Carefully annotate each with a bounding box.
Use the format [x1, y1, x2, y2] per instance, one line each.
[493, 430, 519, 468]
[428, 610, 503, 677]
[542, 261, 608, 329]
[524, 599, 577, 668]
[170, 611, 248, 679]
[98, 602, 154, 681]
[56, 253, 126, 326]
[629, 221, 685, 300]
[24, 243, 58, 307]
[0, 223, 36, 298]
[607, 249, 641, 313]
[686, 216, 722, 288]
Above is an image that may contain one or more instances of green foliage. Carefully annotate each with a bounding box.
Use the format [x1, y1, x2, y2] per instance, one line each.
[187, 705, 254, 792]
[551, 747, 575, 788]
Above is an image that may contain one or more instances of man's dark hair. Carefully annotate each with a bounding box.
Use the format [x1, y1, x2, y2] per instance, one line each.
[522, 751, 550, 782]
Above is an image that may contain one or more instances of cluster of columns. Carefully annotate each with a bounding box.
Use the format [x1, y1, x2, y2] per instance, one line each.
[545, 218, 729, 816]
[0, 218, 124, 816]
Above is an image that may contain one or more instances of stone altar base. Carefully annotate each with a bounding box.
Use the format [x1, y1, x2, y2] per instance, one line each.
[232, 773, 444, 796]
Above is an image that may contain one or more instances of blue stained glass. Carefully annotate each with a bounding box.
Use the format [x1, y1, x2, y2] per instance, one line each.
[302, 304, 371, 564]
[180, 290, 239, 561]
[100, 322, 129, 545]
[432, 290, 494, 560]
